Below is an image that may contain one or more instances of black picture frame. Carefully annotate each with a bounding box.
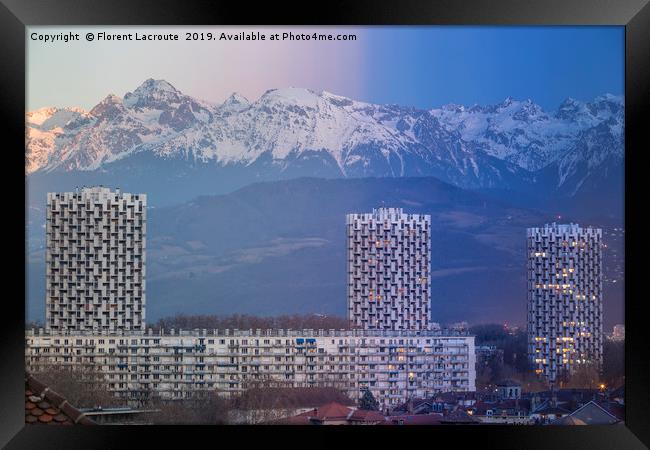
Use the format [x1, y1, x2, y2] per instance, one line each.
[2, 0, 648, 448]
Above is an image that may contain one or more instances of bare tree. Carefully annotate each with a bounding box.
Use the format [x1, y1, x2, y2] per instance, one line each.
[561, 363, 602, 389]
[229, 381, 353, 424]
[25, 320, 44, 330]
[602, 339, 624, 387]
[150, 391, 230, 425]
[31, 364, 121, 409]
[151, 313, 352, 332]
[520, 371, 550, 393]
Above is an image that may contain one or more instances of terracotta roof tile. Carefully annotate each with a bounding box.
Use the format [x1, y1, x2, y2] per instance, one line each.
[277, 402, 365, 425]
[385, 414, 443, 425]
[38, 414, 53, 423]
[275, 414, 311, 425]
[311, 402, 353, 420]
[348, 409, 385, 423]
[54, 414, 69, 423]
[25, 373, 96, 426]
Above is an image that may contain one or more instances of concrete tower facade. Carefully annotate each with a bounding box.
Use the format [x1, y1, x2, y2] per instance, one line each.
[45, 187, 146, 333]
[527, 223, 603, 384]
[346, 208, 431, 331]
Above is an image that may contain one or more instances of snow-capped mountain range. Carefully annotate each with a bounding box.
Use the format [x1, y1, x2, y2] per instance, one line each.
[26, 78, 623, 200]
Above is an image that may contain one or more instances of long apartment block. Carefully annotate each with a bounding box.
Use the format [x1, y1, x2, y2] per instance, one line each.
[526, 223, 603, 384]
[347, 208, 431, 331]
[46, 187, 146, 333]
[26, 328, 475, 407]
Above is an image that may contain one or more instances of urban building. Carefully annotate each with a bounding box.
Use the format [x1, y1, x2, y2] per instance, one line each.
[45, 187, 146, 333]
[276, 402, 387, 425]
[526, 223, 603, 384]
[25, 328, 475, 408]
[346, 208, 431, 331]
[496, 379, 521, 400]
[29, 195, 478, 409]
[468, 400, 531, 425]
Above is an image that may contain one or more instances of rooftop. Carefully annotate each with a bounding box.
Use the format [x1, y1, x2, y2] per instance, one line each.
[27, 327, 471, 338]
[440, 409, 480, 424]
[25, 373, 96, 426]
[383, 414, 443, 425]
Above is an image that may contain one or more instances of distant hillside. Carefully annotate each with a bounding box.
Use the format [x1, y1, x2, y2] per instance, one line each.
[27, 176, 623, 326]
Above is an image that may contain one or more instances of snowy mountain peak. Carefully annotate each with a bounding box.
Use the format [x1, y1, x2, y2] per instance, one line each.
[123, 78, 185, 109]
[223, 92, 249, 105]
[320, 90, 354, 103]
[556, 97, 587, 119]
[594, 93, 623, 103]
[26, 107, 59, 126]
[96, 93, 122, 106]
[501, 96, 515, 107]
[89, 93, 126, 118]
[26, 107, 90, 133]
[133, 78, 180, 95]
[560, 97, 579, 106]
[260, 87, 321, 108]
[441, 103, 466, 113]
[219, 92, 250, 112]
[27, 106, 87, 127]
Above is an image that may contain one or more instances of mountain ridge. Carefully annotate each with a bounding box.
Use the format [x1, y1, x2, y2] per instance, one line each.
[26, 79, 623, 203]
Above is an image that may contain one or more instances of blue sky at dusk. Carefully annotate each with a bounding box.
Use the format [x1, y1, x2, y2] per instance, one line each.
[28, 26, 623, 111]
[361, 26, 624, 110]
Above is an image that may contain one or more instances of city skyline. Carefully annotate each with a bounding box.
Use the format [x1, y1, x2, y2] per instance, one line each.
[25, 187, 620, 423]
[28, 187, 477, 408]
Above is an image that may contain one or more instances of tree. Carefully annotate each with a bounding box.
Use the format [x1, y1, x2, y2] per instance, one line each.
[475, 364, 494, 390]
[152, 313, 351, 332]
[470, 325, 528, 366]
[25, 320, 44, 330]
[31, 364, 121, 409]
[230, 381, 353, 424]
[562, 363, 601, 389]
[602, 339, 624, 386]
[151, 392, 230, 425]
[358, 388, 379, 411]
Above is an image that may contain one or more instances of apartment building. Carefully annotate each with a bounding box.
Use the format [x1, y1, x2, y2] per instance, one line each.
[26, 328, 475, 407]
[45, 187, 146, 333]
[347, 208, 431, 331]
[526, 223, 603, 384]
[31, 194, 477, 407]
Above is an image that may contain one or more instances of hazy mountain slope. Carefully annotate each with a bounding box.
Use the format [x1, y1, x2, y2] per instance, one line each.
[27, 176, 622, 326]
